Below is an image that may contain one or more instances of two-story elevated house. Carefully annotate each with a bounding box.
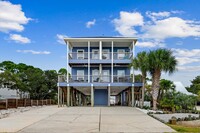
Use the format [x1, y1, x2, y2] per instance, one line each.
[57, 37, 142, 107]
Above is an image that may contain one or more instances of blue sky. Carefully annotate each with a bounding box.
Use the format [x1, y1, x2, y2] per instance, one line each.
[0, 0, 200, 86]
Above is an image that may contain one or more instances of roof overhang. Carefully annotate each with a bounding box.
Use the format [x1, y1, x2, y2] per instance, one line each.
[64, 37, 137, 47]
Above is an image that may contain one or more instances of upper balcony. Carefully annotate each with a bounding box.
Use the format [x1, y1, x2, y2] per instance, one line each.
[68, 52, 132, 64]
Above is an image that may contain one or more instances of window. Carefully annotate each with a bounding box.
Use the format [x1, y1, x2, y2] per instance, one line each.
[117, 49, 125, 59]
[92, 69, 99, 82]
[77, 70, 84, 81]
[117, 70, 125, 77]
[102, 49, 110, 59]
[117, 70, 125, 82]
[77, 50, 84, 59]
[102, 70, 110, 82]
[92, 49, 99, 59]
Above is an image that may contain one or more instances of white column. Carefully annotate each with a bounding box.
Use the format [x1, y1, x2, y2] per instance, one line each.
[66, 41, 69, 83]
[108, 84, 110, 106]
[111, 41, 114, 83]
[132, 41, 135, 83]
[99, 41, 102, 60]
[131, 84, 135, 107]
[88, 41, 90, 83]
[91, 84, 94, 107]
[67, 84, 70, 107]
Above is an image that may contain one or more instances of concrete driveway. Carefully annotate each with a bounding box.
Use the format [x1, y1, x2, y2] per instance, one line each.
[0, 106, 175, 133]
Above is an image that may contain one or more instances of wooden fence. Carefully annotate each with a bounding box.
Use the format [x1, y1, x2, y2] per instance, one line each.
[0, 99, 54, 110]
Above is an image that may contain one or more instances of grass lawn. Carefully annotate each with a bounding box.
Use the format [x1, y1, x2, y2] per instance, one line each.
[167, 124, 200, 132]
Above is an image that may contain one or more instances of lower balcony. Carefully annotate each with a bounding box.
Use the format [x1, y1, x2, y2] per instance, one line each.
[58, 75, 133, 83]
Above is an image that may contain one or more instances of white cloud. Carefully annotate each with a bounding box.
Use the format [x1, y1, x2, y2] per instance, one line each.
[56, 34, 68, 44]
[176, 57, 200, 65]
[177, 66, 200, 72]
[146, 11, 171, 21]
[0, 1, 31, 33]
[136, 40, 165, 48]
[16, 50, 50, 55]
[143, 17, 200, 39]
[86, 19, 96, 28]
[172, 48, 200, 65]
[9, 34, 31, 44]
[112, 11, 200, 48]
[113, 11, 143, 36]
[172, 48, 200, 57]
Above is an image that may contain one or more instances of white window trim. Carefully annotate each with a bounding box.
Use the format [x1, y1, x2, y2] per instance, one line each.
[102, 70, 110, 82]
[77, 49, 84, 59]
[92, 69, 99, 82]
[117, 49, 125, 59]
[77, 70, 84, 80]
[117, 70, 125, 77]
[102, 49, 110, 59]
[92, 49, 99, 59]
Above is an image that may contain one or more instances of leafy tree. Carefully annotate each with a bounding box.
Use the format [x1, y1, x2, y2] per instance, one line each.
[148, 49, 177, 110]
[186, 76, 200, 95]
[130, 51, 149, 107]
[58, 68, 68, 75]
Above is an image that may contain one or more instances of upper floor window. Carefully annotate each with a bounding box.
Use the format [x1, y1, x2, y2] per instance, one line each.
[117, 49, 125, 59]
[102, 49, 110, 59]
[77, 70, 84, 81]
[92, 49, 99, 59]
[77, 50, 84, 59]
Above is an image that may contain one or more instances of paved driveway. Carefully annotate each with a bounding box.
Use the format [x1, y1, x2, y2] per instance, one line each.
[0, 106, 175, 133]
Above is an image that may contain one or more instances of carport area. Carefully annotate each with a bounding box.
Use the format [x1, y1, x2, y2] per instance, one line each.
[58, 85, 143, 107]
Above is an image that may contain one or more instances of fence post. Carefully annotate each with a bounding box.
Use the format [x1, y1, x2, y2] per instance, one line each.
[24, 99, 26, 107]
[42, 100, 43, 106]
[16, 99, 18, 108]
[31, 100, 33, 106]
[6, 99, 8, 109]
[37, 100, 38, 106]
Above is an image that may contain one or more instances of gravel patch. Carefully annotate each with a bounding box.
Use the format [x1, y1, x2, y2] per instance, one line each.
[152, 113, 199, 123]
[0, 106, 44, 119]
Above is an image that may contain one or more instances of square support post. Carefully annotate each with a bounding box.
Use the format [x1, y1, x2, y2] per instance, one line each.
[111, 41, 114, 83]
[108, 84, 110, 106]
[88, 41, 90, 83]
[91, 84, 94, 107]
[67, 85, 70, 107]
[131, 85, 135, 107]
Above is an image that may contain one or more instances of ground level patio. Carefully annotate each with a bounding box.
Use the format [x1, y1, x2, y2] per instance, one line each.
[0, 106, 175, 132]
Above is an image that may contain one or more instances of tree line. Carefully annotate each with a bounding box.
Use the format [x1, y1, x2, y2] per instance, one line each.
[0, 61, 67, 100]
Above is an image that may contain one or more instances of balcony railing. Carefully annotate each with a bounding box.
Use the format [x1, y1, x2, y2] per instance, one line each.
[58, 75, 133, 83]
[68, 52, 132, 60]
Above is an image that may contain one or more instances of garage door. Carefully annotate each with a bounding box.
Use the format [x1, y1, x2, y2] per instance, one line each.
[94, 89, 108, 106]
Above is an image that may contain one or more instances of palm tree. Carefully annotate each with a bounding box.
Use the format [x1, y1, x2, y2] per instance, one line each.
[131, 51, 149, 108]
[158, 79, 176, 102]
[148, 49, 177, 110]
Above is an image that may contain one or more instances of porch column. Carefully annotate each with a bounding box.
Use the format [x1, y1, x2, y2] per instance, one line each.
[108, 84, 110, 106]
[62, 90, 65, 106]
[91, 84, 94, 107]
[131, 84, 135, 107]
[111, 41, 114, 83]
[66, 41, 69, 83]
[67, 85, 70, 107]
[99, 41, 102, 60]
[131, 41, 135, 83]
[88, 41, 90, 83]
